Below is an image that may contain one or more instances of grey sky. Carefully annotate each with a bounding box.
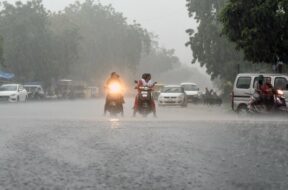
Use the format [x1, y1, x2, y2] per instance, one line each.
[8, 0, 198, 66]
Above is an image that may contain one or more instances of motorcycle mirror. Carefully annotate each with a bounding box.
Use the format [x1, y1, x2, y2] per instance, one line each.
[134, 80, 138, 84]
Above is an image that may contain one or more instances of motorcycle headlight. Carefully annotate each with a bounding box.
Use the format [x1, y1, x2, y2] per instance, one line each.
[277, 90, 284, 95]
[108, 83, 122, 94]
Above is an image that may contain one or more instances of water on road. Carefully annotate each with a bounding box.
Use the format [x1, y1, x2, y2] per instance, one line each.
[0, 99, 288, 190]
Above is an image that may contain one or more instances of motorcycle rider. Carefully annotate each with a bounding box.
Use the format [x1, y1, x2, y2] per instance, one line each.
[260, 77, 274, 110]
[250, 75, 275, 111]
[133, 73, 156, 117]
[104, 72, 124, 115]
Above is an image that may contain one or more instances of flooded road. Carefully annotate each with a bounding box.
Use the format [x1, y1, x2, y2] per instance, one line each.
[0, 99, 288, 189]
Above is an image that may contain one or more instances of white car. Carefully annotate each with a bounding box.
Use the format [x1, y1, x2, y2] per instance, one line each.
[180, 82, 200, 103]
[24, 84, 45, 99]
[0, 84, 28, 102]
[158, 85, 187, 107]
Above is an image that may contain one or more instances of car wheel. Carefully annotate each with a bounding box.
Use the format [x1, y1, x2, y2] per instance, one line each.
[237, 104, 248, 115]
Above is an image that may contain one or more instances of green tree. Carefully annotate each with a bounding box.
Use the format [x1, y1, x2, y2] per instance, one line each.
[186, 0, 249, 82]
[0, 0, 150, 86]
[220, 0, 288, 65]
[0, 0, 52, 83]
[49, 13, 80, 80]
[0, 0, 81, 86]
[139, 43, 181, 74]
[58, 0, 151, 83]
[185, 0, 271, 95]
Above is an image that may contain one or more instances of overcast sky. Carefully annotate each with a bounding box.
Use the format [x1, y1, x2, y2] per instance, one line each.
[8, 0, 199, 67]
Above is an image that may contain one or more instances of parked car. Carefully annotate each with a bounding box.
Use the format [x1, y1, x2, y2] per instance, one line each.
[180, 82, 200, 103]
[24, 84, 45, 100]
[0, 84, 28, 102]
[158, 85, 187, 107]
[232, 73, 288, 113]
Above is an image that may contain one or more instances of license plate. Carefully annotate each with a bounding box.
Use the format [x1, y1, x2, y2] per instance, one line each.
[141, 92, 148, 97]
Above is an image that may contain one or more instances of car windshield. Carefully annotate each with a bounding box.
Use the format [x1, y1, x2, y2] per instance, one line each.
[25, 86, 39, 92]
[182, 84, 198, 91]
[0, 85, 17, 91]
[163, 87, 182, 93]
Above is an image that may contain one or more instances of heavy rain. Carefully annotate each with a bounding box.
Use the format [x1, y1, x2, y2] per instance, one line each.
[0, 0, 288, 190]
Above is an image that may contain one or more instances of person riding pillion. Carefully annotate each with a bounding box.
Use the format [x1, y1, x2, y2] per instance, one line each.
[133, 73, 157, 117]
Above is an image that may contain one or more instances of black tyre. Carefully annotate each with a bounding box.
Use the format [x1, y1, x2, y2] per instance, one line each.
[237, 104, 248, 115]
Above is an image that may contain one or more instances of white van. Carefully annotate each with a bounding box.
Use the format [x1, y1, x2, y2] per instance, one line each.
[180, 82, 200, 103]
[232, 73, 288, 112]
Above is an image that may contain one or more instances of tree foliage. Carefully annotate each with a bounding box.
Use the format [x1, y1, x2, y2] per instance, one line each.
[139, 42, 181, 75]
[0, 0, 80, 86]
[0, 0, 153, 86]
[220, 0, 288, 64]
[56, 0, 151, 82]
[186, 0, 253, 83]
[0, 0, 51, 83]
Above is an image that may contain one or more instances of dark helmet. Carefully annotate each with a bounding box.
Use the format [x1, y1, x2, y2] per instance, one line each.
[146, 73, 151, 78]
[258, 75, 264, 85]
[258, 75, 264, 81]
[142, 73, 147, 80]
[111, 72, 119, 78]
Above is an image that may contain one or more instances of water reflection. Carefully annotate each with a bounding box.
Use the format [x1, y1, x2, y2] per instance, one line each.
[109, 118, 120, 129]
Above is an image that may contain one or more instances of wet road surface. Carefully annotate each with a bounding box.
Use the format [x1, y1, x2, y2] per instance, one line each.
[0, 99, 288, 190]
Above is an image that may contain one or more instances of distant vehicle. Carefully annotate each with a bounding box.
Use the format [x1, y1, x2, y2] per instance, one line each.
[152, 83, 165, 100]
[232, 73, 288, 113]
[86, 86, 100, 98]
[24, 84, 45, 100]
[55, 79, 72, 99]
[56, 79, 86, 99]
[158, 85, 187, 107]
[180, 82, 200, 103]
[0, 84, 28, 102]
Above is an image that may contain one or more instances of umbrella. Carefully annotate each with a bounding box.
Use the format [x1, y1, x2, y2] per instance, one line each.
[0, 70, 15, 80]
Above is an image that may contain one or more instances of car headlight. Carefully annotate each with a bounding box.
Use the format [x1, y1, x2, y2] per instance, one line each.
[10, 94, 17, 97]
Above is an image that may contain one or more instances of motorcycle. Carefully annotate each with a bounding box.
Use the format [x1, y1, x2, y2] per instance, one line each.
[105, 82, 124, 116]
[134, 80, 157, 117]
[248, 89, 287, 114]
